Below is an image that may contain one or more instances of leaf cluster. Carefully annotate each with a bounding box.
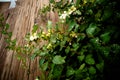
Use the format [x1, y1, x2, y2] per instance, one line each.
[3, 0, 120, 80]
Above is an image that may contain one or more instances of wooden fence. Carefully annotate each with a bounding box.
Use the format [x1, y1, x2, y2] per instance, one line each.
[0, 0, 58, 80]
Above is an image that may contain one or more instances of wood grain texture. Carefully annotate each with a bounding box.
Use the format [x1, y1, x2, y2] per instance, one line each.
[0, 0, 58, 80]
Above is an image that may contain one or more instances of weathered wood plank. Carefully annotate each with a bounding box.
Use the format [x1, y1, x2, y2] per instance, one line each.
[0, 0, 59, 80]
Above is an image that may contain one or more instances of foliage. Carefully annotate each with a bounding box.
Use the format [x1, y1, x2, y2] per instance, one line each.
[1, 0, 120, 80]
[0, 14, 15, 49]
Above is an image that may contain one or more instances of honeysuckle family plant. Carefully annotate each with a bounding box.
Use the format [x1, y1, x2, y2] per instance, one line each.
[1, 0, 120, 80]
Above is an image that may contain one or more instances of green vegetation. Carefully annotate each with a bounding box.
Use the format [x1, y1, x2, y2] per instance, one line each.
[1, 0, 120, 80]
[0, 14, 15, 49]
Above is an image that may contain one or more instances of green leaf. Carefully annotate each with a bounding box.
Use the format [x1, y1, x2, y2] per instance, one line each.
[101, 9, 112, 21]
[50, 36, 57, 43]
[1, 30, 7, 34]
[87, 9, 93, 15]
[68, 21, 76, 31]
[75, 68, 87, 79]
[80, 24, 88, 32]
[39, 59, 48, 71]
[89, 66, 96, 74]
[8, 32, 12, 38]
[47, 20, 52, 29]
[65, 46, 70, 54]
[17, 55, 22, 60]
[5, 23, 9, 30]
[75, 10, 82, 15]
[66, 67, 75, 77]
[60, 40, 66, 51]
[5, 38, 11, 43]
[96, 0, 105, 4]
[100, 47, 110, 57]
[77, 33, 86, 41]
[90, 37, 99, 43]
[77, 55, 85, 62]
[39, 58, 45, 68]
[90, 37, 100, 47]
[95, 10, 102, 21]
[100, 32, 110, 43]
[52, 55, 66, 64]
[33, 48, 39, 54]
[85, 54, 95, 65]
[52, 65, 63, 79]
[42, 62, 48, 71]
[72, 43, 79, 51]
[96, 62, 104, 72]
[111, 44, 120, 54]
[31, 54, 37, 60]
[50, 0, 55, 3]
[76, 0, 81, 7]
[40, 51, 47, 56]
[11, 39, 16, 46]
[0, 14, 4, 21]
[32, 24, 38, 33]
[86, 23, 97, 37]
[79, 63, 85, 70]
